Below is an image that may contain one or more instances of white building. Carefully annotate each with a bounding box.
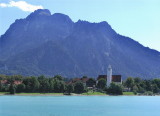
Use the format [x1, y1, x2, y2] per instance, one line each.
[97, 65, 122, 87]
[107, 65, 112, 87]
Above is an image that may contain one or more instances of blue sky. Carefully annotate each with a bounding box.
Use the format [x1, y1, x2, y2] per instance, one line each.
[0, 0, 160, 51]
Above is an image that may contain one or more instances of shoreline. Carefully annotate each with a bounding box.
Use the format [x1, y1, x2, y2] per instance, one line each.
[0, 93, 109, 96]
[0, 93, 157, 96]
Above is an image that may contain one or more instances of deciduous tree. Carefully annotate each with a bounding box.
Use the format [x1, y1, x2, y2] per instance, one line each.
[97, 79, 106, 89]
[74, 81, 85, 93]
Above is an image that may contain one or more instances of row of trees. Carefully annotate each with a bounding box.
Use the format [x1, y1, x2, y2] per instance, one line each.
[0, 75, 86, 94]
[1, 74, 160, 95]
[124, 77, 160, 94]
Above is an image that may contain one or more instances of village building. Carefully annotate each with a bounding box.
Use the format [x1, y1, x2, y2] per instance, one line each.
[0, 80, 22, 86]
[67, 77, 96, 89]
[97, 65, 122, 87]
[67, 77, 89, 86]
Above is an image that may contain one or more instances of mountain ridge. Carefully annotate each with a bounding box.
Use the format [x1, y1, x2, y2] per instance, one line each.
[0, 9, 160, 78]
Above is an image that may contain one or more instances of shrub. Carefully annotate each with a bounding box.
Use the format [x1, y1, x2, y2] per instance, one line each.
[107, 83, 123, 95]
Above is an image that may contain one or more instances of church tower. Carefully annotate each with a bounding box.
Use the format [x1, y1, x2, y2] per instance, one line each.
[107, 65, 112, 87]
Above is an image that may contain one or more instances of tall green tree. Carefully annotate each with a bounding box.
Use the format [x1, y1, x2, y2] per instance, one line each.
[60, 81, 65, 93]
[53, 80, 61, 93]
[40, 79, 50, 93]
[125, 77, 134, 91]
[74, 81, 85, 93]
[152, 79, 160, 89]
[23, 76, 39, 92]
[31, 77, 40, 92]
[144, 80, 152, 91]
[66, 84, 74, 95]
[152, 84, 159, 93]
[9, 83, 16, 94]
[0, 82, 2, 92]
[86, 78, 96, 87]
[97, 79, 106, 89]
[134, 77, 142, 85]
[49, 79, 54, 92]
[38, 75, 50, 92]
[16, 84, 26, 93]
[54, 75, 63, 81]
[53, 80, 65, 93]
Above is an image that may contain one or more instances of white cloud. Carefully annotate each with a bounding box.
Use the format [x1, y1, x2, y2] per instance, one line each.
[0, 0, 43, 12]
[0, 3, 8, 7]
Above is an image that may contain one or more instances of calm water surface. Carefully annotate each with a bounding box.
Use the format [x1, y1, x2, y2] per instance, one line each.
[0, 96, 160, 116]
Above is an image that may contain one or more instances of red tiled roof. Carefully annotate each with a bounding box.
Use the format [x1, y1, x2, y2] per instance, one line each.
[1, 80, 7, 84]
[14, 81, 22, 85]
[97, 75, 122, 82]
[112, 75, 122, 82]
[0, 80, 22, 85]
[68, 77, 89, 84]
[81, 78, 89, 82]
[72, 78, 81, 83]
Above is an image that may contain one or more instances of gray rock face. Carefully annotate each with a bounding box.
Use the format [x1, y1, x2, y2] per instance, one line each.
[0, 9, 160, 78]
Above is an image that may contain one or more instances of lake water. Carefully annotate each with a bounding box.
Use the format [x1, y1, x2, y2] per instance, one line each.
[0, 96, 160, 116]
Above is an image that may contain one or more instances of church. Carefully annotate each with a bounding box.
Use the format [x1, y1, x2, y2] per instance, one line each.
[97, 65, 122, 87]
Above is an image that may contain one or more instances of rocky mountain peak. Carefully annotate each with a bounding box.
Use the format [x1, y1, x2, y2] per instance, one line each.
[26, 9, 51, 20]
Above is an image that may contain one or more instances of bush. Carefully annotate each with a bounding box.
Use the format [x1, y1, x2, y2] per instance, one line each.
[138, 87, 145, 93]
[144, 91, 153, 96]
[133, 85, 138, 94]
[107, 83, 123, 95]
